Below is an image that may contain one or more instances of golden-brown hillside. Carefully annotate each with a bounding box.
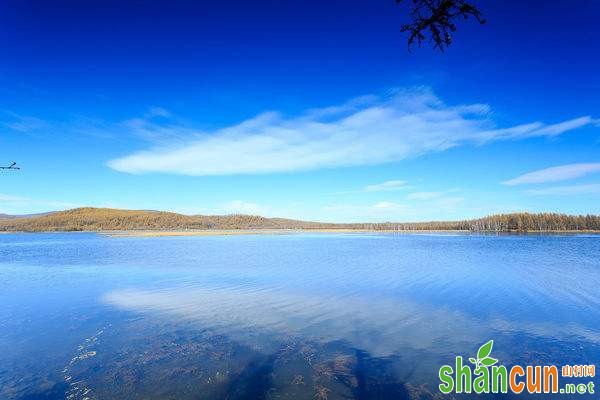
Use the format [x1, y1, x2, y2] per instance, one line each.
[0, 207, 333, 232]
[0, 207, 599, 232]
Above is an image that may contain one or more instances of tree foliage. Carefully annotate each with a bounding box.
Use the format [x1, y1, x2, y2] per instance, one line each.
[366, 213, 600, 232]
[0, 208, 598, 232]
[396, 0, 485, 51]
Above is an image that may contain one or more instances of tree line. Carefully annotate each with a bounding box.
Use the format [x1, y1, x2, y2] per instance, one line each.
[359, 213, 600, 232]
[0, 208, 598, 232]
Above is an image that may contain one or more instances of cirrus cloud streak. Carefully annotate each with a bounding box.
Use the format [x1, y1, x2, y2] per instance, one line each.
[503, 163, 600, 185]
[107, 89, 595, 176]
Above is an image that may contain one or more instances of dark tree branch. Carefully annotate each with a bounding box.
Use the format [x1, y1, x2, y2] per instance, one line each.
[396, 0, 486, 51]
[0, 162, 20, 170]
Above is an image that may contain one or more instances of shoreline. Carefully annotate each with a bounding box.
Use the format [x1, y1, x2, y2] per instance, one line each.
[2, 229, 599, 237]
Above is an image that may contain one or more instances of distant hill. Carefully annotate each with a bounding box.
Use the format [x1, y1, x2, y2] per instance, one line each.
[0, 207, 333, 232]
[0, 207, 598, 232]
[0, 212, 54, 220]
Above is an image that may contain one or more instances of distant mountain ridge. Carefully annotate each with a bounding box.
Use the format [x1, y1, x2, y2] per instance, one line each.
[0, 212, 54, 220]
[0, 207, 599, 232]
[0, 207, 331, 232]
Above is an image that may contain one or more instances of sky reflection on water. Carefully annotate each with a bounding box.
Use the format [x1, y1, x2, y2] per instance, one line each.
[1, 233, 599, 399]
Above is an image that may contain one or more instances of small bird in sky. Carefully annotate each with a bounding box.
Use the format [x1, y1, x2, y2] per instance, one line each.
[0, 162, 20, 170]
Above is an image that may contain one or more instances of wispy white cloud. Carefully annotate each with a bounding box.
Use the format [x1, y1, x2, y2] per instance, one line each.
[0, 193, 80, 214]
[405, 190, 463, 213]
[107, 88, 595, 176]
[220, 200, 268, 215]
[503, 163, 600, 185]
[302, 95, 378, 119]
[329, 179, 409, 195]
[170, 200, 299, 219]
[525, 183, 600, 196]
[371, 201, 408, 212]
[0, 193, 29, 202]
[433, 196, 464, 211]
[324, 202, 409, 219]
[406, 191, 443, 200]
[363, 180, 408, 192]
[322, 192, 465, 222]
[145, 107, 172, 119]
[1, 111, 48, 133]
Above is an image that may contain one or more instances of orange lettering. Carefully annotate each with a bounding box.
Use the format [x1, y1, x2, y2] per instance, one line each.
[527, 366, 542, 393]
[510, 366, 525, 394]
[543, 366, 558, 393]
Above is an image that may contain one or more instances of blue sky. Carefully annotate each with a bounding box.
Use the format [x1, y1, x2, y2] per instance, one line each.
[1, 0, 599, 222]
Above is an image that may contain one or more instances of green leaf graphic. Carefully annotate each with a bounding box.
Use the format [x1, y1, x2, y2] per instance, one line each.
[477, 340, 493, 359]
[469, 357, 477, 364]
[481, 357, 498, 366]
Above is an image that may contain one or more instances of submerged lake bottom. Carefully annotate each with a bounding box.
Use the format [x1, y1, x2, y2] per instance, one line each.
[0, 232, 599, 399]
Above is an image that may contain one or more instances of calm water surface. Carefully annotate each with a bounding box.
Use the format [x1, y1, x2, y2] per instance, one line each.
[1, 233, 599, 399]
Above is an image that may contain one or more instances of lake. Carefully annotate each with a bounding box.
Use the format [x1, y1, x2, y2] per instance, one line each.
[1, 232, 599, 399]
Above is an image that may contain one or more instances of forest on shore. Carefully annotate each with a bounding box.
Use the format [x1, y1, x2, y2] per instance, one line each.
[0, 207, 599, 232]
